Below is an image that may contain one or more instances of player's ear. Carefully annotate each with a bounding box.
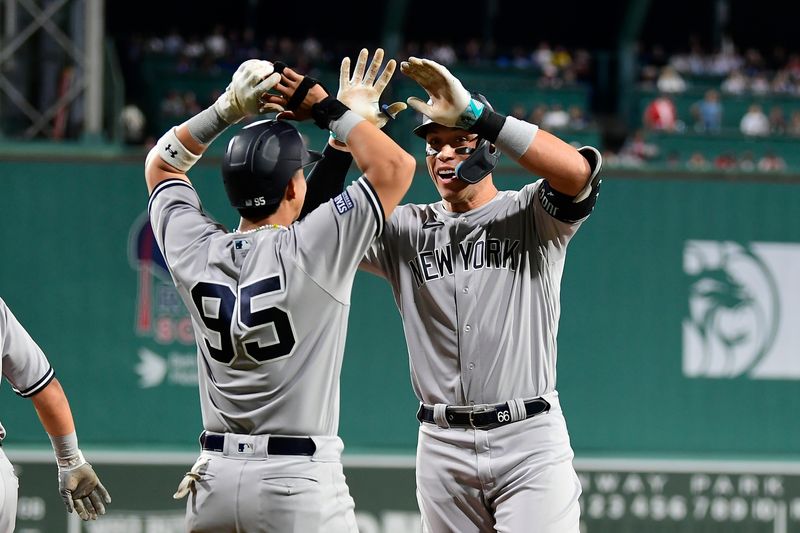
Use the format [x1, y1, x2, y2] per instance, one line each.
[285, 170, 305, 202]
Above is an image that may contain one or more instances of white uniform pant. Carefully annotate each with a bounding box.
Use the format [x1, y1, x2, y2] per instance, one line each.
[184, 434, 358, 533]
[415, 392, 581, 533]
[0, 448, 18, 533]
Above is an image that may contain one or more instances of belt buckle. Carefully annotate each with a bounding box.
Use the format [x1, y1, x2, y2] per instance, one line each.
[468, 404, 495, 429]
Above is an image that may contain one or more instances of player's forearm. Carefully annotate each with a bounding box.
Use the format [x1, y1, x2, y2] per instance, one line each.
[30, 378, 76, 437]
[144, 105, 233, 193]
[518, 129, 592, 196]
[469, 109, 590, 196]
[346, 121, 415, 213]
[299, 140, 354, 220]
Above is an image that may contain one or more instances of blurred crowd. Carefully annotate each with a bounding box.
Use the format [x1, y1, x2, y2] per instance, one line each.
[117, 29, 799, 174]
[638, 37, 800, 96]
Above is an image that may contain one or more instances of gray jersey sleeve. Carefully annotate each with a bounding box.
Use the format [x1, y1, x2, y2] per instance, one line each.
[292, 176, 385, 302]
[148, 179, 226, 273]
[0, 298, 54, 398]
[523, 180, 584, 263]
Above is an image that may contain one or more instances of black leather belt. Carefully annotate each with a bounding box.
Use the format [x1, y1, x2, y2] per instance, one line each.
[200, 432, 316, 456]
[416, 397, 551, 430]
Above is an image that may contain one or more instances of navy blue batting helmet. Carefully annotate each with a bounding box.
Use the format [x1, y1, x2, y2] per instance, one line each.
[222, 119, 323, 209]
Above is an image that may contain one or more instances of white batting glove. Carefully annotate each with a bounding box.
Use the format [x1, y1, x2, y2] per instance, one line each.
[57, 454, 111, 521]
[214, 59, 283, 124]
[338, 48, 406, 129]
[173, 454, 212, 500]
[400, 57, 484, 130]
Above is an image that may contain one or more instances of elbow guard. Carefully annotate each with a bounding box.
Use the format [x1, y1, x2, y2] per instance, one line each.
[538, 146, 603, 223]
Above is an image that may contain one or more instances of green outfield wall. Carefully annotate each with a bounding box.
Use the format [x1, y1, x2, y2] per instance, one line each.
[8, 454, 800, 532]
[1, 159, 799, 460]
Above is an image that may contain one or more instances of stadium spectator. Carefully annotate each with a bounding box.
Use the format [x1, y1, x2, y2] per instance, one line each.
[120, 103, 146, 145]
[619, 129, 659, 163]
[739, 103, 770, 136]
[568, 105, 589, 129]
[750, 73, 770, 95]
[758, 151, 787, 171]
[656, 65, 687, 93]
[691, 89, 723, 132]
[768, 105, 787, 134]
[787, 110, 800, 136]
[527, 104, 547, 126]
[643, 93, 679, 131]
[721, 69, 748, 94]
[160, 90, 185, 118]
[542, 103, 570, 129]
[738, 150, 756, 172]
[204, 25, 227, 58]
[686, 151, 711, 170]
[714, 152, 738, 170]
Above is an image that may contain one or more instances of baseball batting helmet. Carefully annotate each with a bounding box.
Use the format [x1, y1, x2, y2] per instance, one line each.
[222, 119, 323, 210]
[412, 93, 500, 184]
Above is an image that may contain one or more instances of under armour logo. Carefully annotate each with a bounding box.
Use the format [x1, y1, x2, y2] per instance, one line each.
[164, 144, 177, 158]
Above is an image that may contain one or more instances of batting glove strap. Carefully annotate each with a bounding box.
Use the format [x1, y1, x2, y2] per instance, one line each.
[286, 76, 321, 111]
[468, 107, 506, 144]
[311, 96, 350, 129]
[55, 449, 86, 470]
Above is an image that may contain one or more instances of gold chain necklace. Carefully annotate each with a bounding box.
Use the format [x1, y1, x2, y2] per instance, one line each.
[235, 224, 287, 235]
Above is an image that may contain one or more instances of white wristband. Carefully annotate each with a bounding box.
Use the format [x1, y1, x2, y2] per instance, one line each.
[155, 128, 201, 172]
[49, 431, 86, 470]
[494, 116, 539, 161]
[330, 110, 365, 144]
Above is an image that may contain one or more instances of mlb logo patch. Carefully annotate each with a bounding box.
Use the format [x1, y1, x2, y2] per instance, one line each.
[234, 239, 251, 251]
[237, 441, 255, 454]
[333, 191, 354, 214]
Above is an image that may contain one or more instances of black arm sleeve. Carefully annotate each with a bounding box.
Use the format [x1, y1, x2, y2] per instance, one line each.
[298, 142, 354, 220]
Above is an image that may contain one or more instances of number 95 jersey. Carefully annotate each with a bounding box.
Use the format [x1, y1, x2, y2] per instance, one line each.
[148, 177, 384, 437]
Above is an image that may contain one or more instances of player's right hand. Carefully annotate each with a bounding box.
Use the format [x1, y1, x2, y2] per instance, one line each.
[214, 59, 283, 124]
[173, 454, 212, 500]
[270, 66, 331, 122]
[58, 462, 111, 521]
[401, 57, 483, 130]
[338, 48, 406, 128]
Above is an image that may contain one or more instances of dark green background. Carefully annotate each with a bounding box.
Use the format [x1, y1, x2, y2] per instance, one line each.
[1, 159, 799, 458]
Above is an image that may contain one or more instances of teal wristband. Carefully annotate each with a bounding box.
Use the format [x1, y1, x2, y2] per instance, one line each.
[455, 98, 486, 130]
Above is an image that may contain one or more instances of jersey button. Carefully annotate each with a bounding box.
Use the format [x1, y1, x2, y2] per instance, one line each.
[468, 363, 475, 370]
[465, 325, 471, 332]
[463, 287, 469, 293]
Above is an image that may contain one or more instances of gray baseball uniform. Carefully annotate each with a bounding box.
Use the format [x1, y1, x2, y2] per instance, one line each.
[149, 175, 384, 532]
[0, 297, 55, 533]
[361, 154, 601, 532]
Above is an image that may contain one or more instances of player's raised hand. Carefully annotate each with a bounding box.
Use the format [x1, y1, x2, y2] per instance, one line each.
[58, 461, 111, 521]
[214, 59, 283, 124]
[337, 48, 406, 128]
[401, 57, 484, 130]
[268, 65, 331, 122]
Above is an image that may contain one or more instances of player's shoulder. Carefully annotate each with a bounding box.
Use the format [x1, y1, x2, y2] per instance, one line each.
[386, 201, 440, 227]
[148, 177, 198, 213]
[498, 179, 544, 205]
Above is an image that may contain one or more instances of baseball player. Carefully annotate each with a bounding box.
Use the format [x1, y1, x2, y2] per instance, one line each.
[0, 297, 111, 530]
[358, 58, 603, 532]
[144, 49, 413, 532]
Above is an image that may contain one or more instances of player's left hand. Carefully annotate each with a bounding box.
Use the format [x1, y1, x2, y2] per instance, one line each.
[337, 48, 406, 128]
[401, 57, 484, 130]
[214, 59, 283, 124]
[58, 461, 111, 520]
